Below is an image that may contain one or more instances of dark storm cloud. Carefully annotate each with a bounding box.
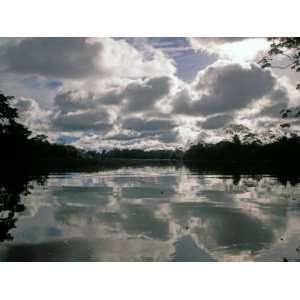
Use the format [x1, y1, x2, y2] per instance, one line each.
[173, 63, 283, 116]
[123, 76, 171, 112]
[3, 38, 103, 79]
[198, 113, 233, 130]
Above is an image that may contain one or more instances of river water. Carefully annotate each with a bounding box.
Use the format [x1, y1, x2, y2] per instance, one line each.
[1, 165, 300, 261]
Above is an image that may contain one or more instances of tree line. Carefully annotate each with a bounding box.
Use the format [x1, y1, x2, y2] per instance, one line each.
[0, 91, 105, 172]
[2, 90, 300, 172]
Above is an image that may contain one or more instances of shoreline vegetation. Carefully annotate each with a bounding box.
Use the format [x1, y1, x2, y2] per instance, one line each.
[2, 90, 300, 245]
[2, 91, 300, 176]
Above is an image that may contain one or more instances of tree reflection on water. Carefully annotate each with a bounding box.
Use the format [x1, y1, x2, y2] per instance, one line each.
[0, 172, 47, 242]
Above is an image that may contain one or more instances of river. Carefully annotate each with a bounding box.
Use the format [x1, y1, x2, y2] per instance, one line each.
[1, 164, 300, 261]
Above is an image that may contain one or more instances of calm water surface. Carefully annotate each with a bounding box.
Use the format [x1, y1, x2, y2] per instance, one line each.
[1, 165, 300, 261]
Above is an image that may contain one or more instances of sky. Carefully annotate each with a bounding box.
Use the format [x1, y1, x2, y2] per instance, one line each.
[0, 37, 299, 150]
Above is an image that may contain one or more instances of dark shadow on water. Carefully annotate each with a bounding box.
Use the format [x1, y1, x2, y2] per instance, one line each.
[183, 161, 300, 186]
[0, 171, 48, 243]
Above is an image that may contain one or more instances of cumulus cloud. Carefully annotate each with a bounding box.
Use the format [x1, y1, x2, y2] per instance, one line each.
[120, 117, 179, 144]
[188, 37, 249, 56]
[53, 74, 174, 113]
[198, 113, 233, 130]
[154, 130, 179, 143]
[189, 37, 248, 48]
[45, 73, 178, 143]
[122, 117, 176, 132]
[51, 110, 114, 132]
[12, 97, 50, 132]
[123, 76, 172, 112]
[105, 132, 140, 141]
[173, 62, 285, 116]
[3, 38, 102, 79]
[99, 89, 123, 106]
[1, 37, 298, 149]
[188, 38, 269, 62]
[48, 60, 291, 147]
[54, 90, 96, 113]
[2, 37, 176, 80]
[51, 88, 117, 133]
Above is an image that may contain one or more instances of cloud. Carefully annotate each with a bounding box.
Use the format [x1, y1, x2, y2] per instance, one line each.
[12, 96, 50, 132]
[188, 37, 249, 55]
[50, 85, 128, 134]
[2, 38, 176, 80]
[154, 130, 179, 143]
[189, 37, 248, 47]
[104, 132, 140, 141]
[123, 76, 172, 112]
[105, 118, 179, 144]
[122, 117, 176, 132]
[198, 113, 233, 130]
[120, 117, 179, 144]
[188, 38, 269, 62]
[257, 101, 287, 119]
[46, 74, 178, 146]
[3, 38, 103, 79]
[0, 38, 26, 57]
[173, 62, 283, 116]
[54, 90, 96, 113]
[52, 110, 113, 132]
[53, 74, 174, 114]
[51, 90, 115, 133]
[1, 37, 298, 150]
[99, 89, 123, 105]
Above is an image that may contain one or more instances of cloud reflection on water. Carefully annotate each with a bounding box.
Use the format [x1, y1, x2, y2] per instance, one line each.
[1, 166, 300, 261]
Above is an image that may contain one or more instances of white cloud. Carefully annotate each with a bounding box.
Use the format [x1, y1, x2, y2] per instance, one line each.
[173, 62, 286, 116]
[189, 38, 269, 62]
[12, 96, 50, 133]
[2, 37, 176, 81]
[1, 37, 299, 149]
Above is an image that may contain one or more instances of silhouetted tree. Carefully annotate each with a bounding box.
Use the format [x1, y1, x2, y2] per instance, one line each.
[0, 91, 31, 140]
[184, 123, 300, 170]
[259, 38, 300, 118]
[0, 91, 32, 167]
[260, 38, 300, 89]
